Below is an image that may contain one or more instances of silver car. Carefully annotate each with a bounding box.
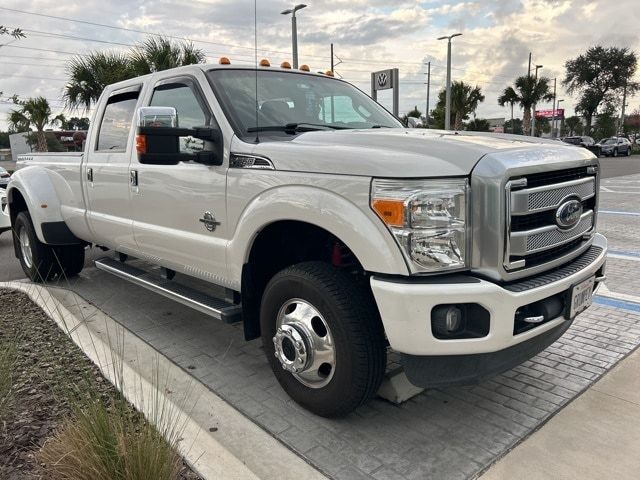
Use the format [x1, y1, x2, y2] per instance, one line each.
[597, 137, 632, 157]
[0, 166, 10, 189]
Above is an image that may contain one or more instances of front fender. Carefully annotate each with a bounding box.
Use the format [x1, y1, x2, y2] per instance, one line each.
[8, 166, 78, 244]
[226, 184, 409, 286]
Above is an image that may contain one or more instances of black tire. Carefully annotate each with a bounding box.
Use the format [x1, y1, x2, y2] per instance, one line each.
[260, 261, 386, 417]
[14, 211, 84, 282]
[627, 147, 632, 156]
[613, 148, 618, 157]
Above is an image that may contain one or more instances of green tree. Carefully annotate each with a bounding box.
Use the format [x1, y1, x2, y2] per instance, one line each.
[498, 86, 519, 134]
[534, 116, 551, 137]
[0, 26, 25, 39]
[406, 105, 422, 119]
[58, 116, 90, 130]
[504, 118, 523, 135]
[502, 76, 553, 136]
[64, 37, 206, 110]
[563, 46, 638, 132]
[432, 82, 484, 131]
[0, 131, 9, 148]
[592, 104, 618, 141]
[564, 116, 582, 136]
[451, 81, 484, 130]
[466, 118, 491, 132]
[8, 97, 65, 152]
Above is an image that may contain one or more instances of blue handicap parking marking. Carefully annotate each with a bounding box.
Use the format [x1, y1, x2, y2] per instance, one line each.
[594, 295, 640, 313]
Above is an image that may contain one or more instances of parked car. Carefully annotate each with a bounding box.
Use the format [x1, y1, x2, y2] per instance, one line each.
[561, 136, 600, 156]
[596, 137, 632, 157]
[0, 166, 10, 189]
[0, 188, 10, 236]
[6, 61, 607, 417]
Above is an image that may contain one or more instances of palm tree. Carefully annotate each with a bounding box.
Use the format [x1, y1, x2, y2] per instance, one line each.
[64, 37, 206, 110]
[130, 38, 206, 74]
[450, 81, 485, 131]
[64, 52, 133, 110]
[8, 97, 64, 152]
[504, 76, 553, 136]
[498, 86, 519, 134]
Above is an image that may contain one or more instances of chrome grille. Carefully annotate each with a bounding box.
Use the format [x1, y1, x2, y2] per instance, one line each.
[504, 167, 598, 271]
[526, 178, 595, 212]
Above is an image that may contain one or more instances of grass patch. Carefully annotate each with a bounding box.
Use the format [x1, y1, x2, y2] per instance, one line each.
[38, 398, 182, 480]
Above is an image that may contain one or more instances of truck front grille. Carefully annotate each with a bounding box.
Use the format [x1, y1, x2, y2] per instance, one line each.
[504, 166, 598, 272]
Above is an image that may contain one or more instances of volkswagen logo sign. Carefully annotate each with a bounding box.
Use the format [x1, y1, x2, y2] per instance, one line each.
[555, 199, 583, 230]
[377, 73, 388, 88]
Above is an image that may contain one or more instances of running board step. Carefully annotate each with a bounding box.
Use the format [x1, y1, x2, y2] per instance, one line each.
[95, 257, 242, 324]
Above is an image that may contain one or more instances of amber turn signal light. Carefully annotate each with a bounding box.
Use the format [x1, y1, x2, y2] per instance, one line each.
[371, 199, 404, 227]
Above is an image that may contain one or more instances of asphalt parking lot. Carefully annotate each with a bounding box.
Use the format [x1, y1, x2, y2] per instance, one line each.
[1, 156, 639, 479]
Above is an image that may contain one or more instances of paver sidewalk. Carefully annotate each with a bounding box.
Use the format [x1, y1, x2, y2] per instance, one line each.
[481, 346, 640, 479]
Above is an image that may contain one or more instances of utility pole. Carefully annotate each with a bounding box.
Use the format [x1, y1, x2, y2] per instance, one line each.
[620, 82, 628, 134]
[551, 77, 557, 138]
[438, 33, 462, 130]
[281, 4, 307, 69]
[425, 61, 431, 128]
[330, 43, 334, 72]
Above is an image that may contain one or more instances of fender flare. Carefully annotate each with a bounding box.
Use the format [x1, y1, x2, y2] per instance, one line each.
[7, 165, 80, 245]
[226, 185, 409, 286]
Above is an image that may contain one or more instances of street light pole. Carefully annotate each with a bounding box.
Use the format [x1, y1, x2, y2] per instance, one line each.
[551, 77, 557, 138]
[438, 33, 462, 130]
[531, 64, 543, 136]
[281, 4, 307, 69]
[425, 61, 431, 128]
[556, 99, 564, 136]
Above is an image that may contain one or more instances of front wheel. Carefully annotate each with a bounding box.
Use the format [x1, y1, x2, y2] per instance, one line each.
[260, 262, 386, 417]
[613, 148, 619, 157]
[627, 147, 632, 156]
[14, 211, 85, 282]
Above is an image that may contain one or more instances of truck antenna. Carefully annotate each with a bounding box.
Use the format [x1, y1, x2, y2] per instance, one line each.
[253, 0, 260, 144]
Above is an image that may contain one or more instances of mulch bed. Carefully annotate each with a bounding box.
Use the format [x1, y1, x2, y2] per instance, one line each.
[0, 288, 200, 479]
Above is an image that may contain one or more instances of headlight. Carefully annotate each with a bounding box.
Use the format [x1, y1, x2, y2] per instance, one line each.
[371, 178, 469, 273]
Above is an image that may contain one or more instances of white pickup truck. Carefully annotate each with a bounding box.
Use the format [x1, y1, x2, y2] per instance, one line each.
[7, 61, 607, 417]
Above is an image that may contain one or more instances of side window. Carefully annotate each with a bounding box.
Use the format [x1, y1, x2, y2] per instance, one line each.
[150, 81, 210, 153]
[96, 91, 139, 151]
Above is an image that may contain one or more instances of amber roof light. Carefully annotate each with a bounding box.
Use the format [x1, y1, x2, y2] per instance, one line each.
[325, 70, 335, 77]
[219, 57, 231, 65]
[281, 61, 292, 69]
[259, 59, 271, 67]
[299, 64, 310, 72]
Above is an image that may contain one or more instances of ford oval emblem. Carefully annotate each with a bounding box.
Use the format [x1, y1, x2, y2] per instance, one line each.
[555, 199, 583, 230]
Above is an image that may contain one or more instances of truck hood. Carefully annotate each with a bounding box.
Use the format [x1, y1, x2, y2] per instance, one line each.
[242, 129, 585, 177]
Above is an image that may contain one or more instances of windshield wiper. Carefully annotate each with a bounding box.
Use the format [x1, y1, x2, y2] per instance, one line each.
[247, 123, 348, 134]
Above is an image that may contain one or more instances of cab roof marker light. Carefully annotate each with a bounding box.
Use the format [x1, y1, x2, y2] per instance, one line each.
[281, 61, 292, 69]
[299, 64, 310, 72]
[218, 56, 231, 65]
[325, 70, 335, 77]
[259, 59, 271, 67]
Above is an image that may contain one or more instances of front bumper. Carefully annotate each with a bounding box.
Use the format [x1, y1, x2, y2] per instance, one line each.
[371, 233, 607, 383]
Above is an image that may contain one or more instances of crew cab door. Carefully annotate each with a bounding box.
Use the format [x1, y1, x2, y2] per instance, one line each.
[131, 73, 228, 276]
[84, 85, 141, 252]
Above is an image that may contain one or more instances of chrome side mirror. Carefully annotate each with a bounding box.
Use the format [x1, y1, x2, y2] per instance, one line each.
[137, 106, 178, 128]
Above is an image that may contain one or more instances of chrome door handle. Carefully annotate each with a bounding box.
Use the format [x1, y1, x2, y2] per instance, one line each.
[130, 170, 138, 187]
[87, 167, 93, 182]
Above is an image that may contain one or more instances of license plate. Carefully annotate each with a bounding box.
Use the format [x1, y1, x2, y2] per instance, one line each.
[569, 276, 596, 319]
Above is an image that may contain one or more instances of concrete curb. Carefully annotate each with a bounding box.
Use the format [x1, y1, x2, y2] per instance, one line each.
[0, 281, 326, 480]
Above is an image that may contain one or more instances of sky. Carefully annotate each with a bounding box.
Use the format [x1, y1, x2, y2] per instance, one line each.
[1, 0, 639, 131]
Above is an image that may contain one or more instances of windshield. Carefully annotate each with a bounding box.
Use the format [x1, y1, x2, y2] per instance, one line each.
[207, 69, 402, 137]
[602, 138, 617, 145]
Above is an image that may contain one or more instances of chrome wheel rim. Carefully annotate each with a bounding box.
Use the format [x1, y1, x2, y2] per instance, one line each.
[273, 298, 336, 389]
[19, 227, 33, 269]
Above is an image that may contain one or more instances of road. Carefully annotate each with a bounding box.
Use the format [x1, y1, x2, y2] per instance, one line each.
[0, 155, 638, 282]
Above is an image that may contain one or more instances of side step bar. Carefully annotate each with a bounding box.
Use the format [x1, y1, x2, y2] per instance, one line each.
[95, 257, 242, 324]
